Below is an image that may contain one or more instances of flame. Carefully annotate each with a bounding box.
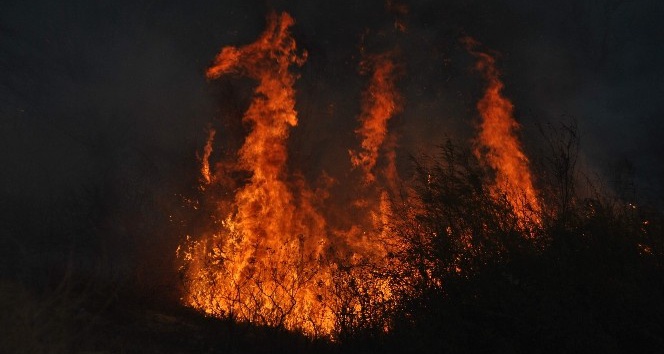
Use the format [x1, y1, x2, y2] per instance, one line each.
[182, 12, 334, 334]
[179, 12, 402, 337]
[463, 37, 541, 225]
[179, 11, 546, 338]
[350, 53, 403, 185]
[179, 13, 546, 337]
[199, 127, 215, 187]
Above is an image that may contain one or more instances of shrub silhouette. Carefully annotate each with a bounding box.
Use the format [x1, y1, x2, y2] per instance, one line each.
[349, 136, 664, 353]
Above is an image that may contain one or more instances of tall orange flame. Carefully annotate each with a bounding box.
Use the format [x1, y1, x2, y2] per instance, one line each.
[179, 12, 401, 338]
[463, 37, 541, 224]
[181, 12, 336, 335]
[199, 127, 215, 187]
[350, 53, 403, 185]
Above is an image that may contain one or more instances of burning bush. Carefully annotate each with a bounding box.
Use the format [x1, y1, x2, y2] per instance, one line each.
[175, 11, 663, 350]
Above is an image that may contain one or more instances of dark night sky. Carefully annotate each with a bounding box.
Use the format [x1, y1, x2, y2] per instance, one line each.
[2, 0, 664, 209]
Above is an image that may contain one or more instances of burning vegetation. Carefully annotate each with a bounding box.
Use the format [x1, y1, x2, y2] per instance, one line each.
[178, 12, 398, 336]
[463, 37, 542, 227]
[176, 10, 549, 338]
[3, 1, 664, 353]
[166, 9, 664, 352]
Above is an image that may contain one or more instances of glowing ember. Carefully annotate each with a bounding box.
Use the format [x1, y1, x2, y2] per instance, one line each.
[463, 37, 542, 225]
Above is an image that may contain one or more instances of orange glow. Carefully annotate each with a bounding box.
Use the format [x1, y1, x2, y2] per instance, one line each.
[179, 15, 544, 337]
[463, 37, 541, 225]
[179, 12, 400, 338]
[199, 127, 215, 187]
[182, 12, 334, 335]
[350, 53, 403, 184]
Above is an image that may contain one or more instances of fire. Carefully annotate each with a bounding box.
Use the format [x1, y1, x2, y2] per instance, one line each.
[350, 53, 403, 185]
[181, 12, 333, 335]
[350, 50, 403, 247]
[178, 12, 539, 339]
[199, 127, 215, 187]
[178, 12, 401, 337]
[463, 37, 541, 225]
